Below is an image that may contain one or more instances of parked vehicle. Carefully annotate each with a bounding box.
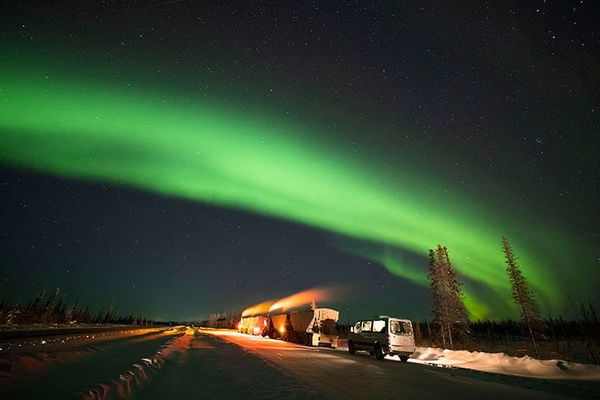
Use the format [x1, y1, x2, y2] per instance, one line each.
[238, 315, 270, 336]
[347, 316, 415, 361]
[238, 307, 339, 348]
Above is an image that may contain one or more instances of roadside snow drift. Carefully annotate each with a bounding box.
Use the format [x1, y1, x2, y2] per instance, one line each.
[407, 347, 600, 380]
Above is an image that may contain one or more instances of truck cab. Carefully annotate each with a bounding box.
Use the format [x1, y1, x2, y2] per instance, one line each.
[347, 316, 415, 361]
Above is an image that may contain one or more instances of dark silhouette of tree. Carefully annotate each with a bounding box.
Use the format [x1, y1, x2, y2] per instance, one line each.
[0, 285, 158, 326]
[428, 249, 447, 345]
[501, 236, 541, 358]
[28, 286, 47, 312]
[439, 246, 469, 326]
[41, 287, 61, 323]
[428, 245, 468, 347]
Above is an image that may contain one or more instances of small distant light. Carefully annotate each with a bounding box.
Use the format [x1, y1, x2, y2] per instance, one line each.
[279, 326, 285, 333]
[253, 326, 260, 334]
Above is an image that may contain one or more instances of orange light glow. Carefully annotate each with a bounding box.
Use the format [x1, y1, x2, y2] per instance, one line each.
[253, 326, 260, 334]
[241, 301, 276, 317]
[279, 326, 285, 333]
[269, 286, 337, 313]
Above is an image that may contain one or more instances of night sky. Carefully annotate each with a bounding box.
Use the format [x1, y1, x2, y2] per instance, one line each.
[1, 1, 598, 321]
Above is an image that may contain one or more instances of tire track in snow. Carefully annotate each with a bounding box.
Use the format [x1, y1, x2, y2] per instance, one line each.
[0, 328, 167, 387]
[81, 327, 199, 400]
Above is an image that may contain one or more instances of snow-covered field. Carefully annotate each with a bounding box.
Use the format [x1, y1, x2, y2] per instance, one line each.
[404, 346, 600, 380]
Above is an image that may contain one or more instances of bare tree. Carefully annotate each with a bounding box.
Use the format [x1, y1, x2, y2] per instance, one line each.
[501, 236, 541, 358]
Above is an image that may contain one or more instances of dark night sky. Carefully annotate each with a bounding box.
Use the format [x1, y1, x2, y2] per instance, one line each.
[0, 1, 598, 321]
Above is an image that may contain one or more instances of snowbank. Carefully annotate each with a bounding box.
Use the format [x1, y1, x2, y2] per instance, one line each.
[406, 347, 600, 380]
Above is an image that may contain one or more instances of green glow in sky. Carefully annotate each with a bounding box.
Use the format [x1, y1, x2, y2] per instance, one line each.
[0, 64, 565, 319]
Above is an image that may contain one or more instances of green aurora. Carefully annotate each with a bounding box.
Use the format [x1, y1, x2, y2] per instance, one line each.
[0, 60, 581, 319]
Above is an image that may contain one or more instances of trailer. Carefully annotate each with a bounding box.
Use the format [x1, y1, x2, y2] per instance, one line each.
[238, 306, 339, 348]
[237, 315, 269, 336]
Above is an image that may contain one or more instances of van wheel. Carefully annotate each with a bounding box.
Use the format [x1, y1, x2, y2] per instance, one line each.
[348, 340, 356, 354]
[374, 344, 384, 360]
[400, 355, 409, 363]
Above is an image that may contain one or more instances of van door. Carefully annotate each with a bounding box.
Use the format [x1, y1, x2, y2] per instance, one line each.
[357, 320, 373, 349]
[389, 319, 415, 351]
[359, 319, 387, 349]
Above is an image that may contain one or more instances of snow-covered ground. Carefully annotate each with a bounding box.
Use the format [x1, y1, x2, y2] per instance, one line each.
[403, 346, 600, 380]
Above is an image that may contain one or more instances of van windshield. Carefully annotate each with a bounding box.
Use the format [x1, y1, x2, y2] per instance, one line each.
[390, 320, 412, 335]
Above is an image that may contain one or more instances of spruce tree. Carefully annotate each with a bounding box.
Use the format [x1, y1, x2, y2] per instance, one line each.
[428, 245, 468, 347]
[428, 248, 448, 346]
[439, 246, 468, 324]
[28, 286, 47, 312]
[501, 236, 541, 358]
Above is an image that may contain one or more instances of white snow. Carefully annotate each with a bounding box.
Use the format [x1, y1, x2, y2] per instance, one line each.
[404, 346, 600, 380]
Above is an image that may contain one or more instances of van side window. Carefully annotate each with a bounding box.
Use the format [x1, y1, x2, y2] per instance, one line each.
[354, 322, 361, 333]
[372, 320, 386, 333]
[361, 320, 372, 332]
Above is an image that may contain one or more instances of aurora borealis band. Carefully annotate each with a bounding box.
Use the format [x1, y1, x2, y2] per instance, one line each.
[1, 2, 597, 321]
[0, 59, 578, 319]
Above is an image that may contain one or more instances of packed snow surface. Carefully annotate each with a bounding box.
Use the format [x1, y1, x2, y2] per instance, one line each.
[405, 347, 600, 380]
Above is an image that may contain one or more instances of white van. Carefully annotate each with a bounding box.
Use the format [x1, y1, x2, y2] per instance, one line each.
[347, 316, 415, 361]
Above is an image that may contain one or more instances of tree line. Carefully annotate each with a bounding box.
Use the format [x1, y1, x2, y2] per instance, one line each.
[0, 287, 153, 326]
[199, 312, 241, 329]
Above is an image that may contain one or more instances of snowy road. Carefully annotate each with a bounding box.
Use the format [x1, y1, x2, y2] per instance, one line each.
[205, 329, 599, 400]
[0, 326, 598, 399]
